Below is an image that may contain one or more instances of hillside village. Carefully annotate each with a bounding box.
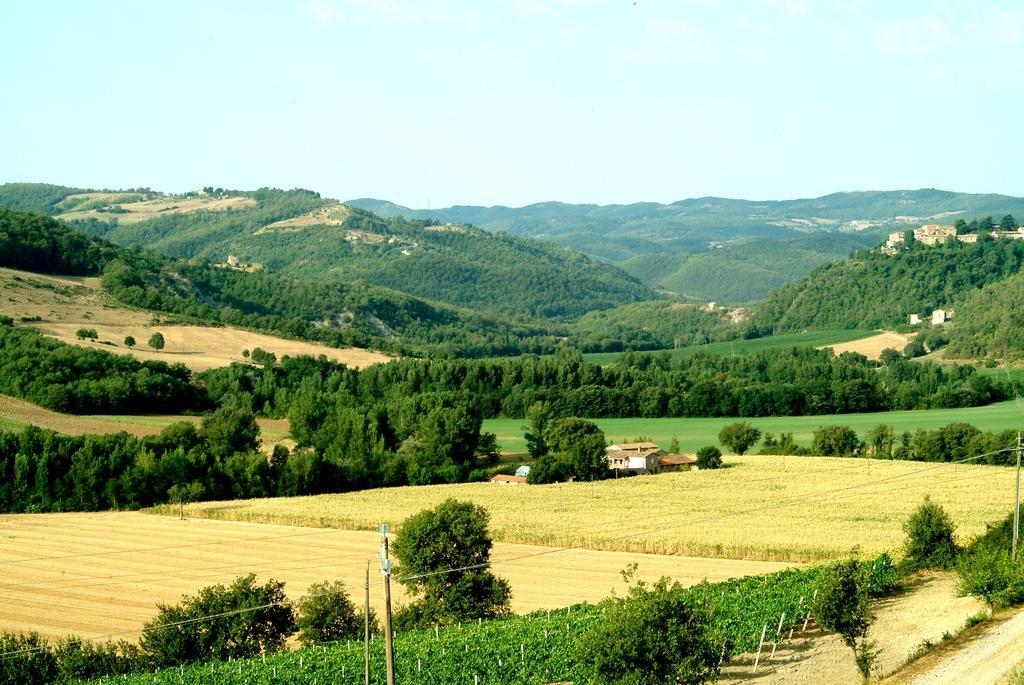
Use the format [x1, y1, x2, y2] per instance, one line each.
[882, 217, 1023, 253]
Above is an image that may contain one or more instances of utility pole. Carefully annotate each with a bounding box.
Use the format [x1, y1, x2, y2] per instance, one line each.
[364, 561, 371, 685]
[1014, 433, 1021, 561]
[380, 524, 396, 685]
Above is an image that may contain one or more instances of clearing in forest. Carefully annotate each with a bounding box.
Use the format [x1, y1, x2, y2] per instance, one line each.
[53, 193, 256, 224]
[0, 512, 791, 641]
[170, 455, 1019, 563]
[0, 266, 391, 372]
[823, 331, 910, 360]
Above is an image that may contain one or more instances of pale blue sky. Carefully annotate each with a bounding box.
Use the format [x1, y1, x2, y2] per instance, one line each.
[2, 1, 1021, 206]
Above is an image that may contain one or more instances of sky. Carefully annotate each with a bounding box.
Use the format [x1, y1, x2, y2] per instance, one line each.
[2, 0, 1022, 207]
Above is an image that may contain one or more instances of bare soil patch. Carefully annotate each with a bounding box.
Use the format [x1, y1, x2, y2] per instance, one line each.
[0, 512, 793, 641]
[720, 573, 983, 684]
[821, 332, 910, 360]
[257, 204, 352, 231]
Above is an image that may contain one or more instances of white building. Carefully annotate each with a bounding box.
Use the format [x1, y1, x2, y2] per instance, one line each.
[932, 310, 947, 325]
[910, 314, 920, 325]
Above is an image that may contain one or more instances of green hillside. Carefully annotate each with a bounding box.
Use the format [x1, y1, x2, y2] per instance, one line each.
[350, 189, 1024, 303]
[0, 206, 565, 357]
[748, 237, 1024, 334]
[4, 186, 655, 321]
[946, 272, 1024, 360]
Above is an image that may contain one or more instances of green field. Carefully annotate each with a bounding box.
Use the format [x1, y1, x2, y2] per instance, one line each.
[0, 415, 27, 432]
[485, 398, 1024, 454]
[580, 329, 876, 364]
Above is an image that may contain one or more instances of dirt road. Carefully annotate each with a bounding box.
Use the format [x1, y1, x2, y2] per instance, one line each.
[884, 608, 1024, 685]
[720, 573, 983, 684]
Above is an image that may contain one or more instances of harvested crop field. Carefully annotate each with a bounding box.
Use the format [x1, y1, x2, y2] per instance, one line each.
[54, 194, 256, 224]
[823, 331, 910, 360]
[173, 455, 1020, 562]
[0, 512, 791, 641]
[0, 266, 391, 371]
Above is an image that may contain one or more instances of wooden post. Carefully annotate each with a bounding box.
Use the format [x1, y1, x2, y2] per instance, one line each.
[380, 525, 396, 685]
[803, 589, 817, 632]
[789, 598, 803, 640]
[1014, 432, 1021, 560]
[769, 612, 785, 660]
[364, 561, 371, 685]
[753, 623, 767, 673]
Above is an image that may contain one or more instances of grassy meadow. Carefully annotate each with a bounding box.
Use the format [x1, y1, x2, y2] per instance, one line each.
[168, 455, 1019, 563]
[484, 399, 1024, 455]
[580, 329, 877, 364]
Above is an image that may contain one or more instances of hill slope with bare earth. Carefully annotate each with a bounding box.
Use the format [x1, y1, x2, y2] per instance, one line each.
[0, 266, 391, 372]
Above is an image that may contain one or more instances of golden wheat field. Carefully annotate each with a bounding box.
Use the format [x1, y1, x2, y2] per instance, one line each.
[172, 455, 1020, 562]
[0, 512, 790, 641]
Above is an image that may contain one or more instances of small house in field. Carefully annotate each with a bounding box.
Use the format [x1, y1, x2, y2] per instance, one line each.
[932, 309, 947, 325]
[490, 474, 527, 485]
[658, 454, 697, 472]
[909, 314, 921, 325]
[606, 442, 664, 474]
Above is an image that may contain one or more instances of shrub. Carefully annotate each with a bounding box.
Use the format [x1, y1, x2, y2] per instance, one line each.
[123, 335, 136, 348]
[296, 580, 378, 646]
[579, 576, 722, 684]
[75, 328, 98, 340]
[813, 559, 876, 681]
[147, 331, 165, 350]
[903, 496, 959, 570]
[139, 574, 295, 667]
[811, 425, 862, 456]
[695, 445, 723, 469]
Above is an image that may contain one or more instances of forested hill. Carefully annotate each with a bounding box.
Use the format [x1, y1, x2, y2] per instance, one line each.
[747, 237, 1024, 334]
[0, 184, 655, 321]
[0, 207, 567, 357]
[350, 190, 1024, 304]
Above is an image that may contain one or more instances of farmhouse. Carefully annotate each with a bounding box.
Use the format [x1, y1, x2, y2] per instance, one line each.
[605, 442, 694, 475]
[490, 474, 527, 485]
[658, 454, 697, 472]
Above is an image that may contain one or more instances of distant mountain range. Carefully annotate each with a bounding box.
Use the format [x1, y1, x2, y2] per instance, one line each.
[349, 190, 1024, 303]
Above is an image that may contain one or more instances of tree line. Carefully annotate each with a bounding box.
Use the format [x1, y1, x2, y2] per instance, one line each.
[0, 323, 200, 414]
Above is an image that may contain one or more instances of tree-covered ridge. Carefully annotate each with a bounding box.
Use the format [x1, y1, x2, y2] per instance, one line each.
[0, 183, 90, 215]
[945, 271, 1024, 360]
[748, 237, 1024, 333]
[79, 194, 656, 321]
[0, 206, 125, 275]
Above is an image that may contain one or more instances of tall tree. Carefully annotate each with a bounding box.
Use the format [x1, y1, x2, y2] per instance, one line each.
[392, 499, 511, 626]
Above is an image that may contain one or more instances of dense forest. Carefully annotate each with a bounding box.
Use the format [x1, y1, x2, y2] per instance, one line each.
[749, 236, 1024, 333]
[0, 323, 201, 414]
[945, 271, 1024, 359]
[202, 346, 1006, 424]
